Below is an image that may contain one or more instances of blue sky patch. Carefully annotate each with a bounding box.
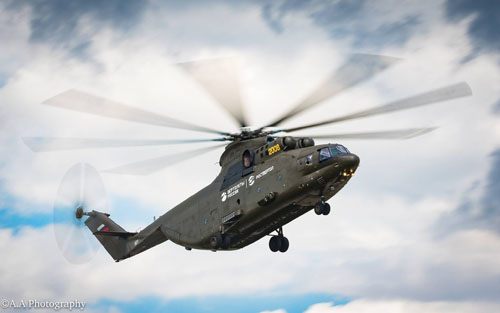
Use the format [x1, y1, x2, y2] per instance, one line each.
[91, 293, 351, 313]
[0, 208, 52, 233]
[0, 182, 53, 232]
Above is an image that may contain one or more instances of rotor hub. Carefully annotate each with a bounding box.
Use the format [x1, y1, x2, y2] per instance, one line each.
[75, 206, 84, 219]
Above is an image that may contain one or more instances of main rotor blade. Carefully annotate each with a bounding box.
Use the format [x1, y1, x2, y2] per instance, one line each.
[265, 54, 401, 127]
[178, 58, 248, 127]
[308, 127, 437, 140]
[43, 89, 229, 135]
[22, 137, 228, 152]
[280, 82, 472, 133]
[102, 144, 227, 175]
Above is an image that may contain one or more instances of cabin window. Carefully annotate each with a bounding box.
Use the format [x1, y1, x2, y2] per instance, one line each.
[243, 150, 253, 168]
[305, 154, 313, 165]
[242, 150, 255, 177]
[319, 147, 331, 162]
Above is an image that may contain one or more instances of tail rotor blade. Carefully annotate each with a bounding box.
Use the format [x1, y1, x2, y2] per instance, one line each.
[43, 89, 229, 135]
[53, 163, 105, 264]
[265, 54, 401, 127]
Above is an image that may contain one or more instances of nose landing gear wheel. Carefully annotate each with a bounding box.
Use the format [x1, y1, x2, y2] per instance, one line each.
[322, 203, 331, 215]
[314, 202, 331, 215]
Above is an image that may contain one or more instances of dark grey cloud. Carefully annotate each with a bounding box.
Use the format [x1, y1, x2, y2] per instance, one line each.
[6, 0, 148, 58]
[351, 15, 420, 48]
[446, 0, 500, 54]
[494, 98, 500, 115]
[436, 149, 500, 235]
[260, 0, 420, 49]
[360, 262, 500, 301]
[0, 73, 8, 88]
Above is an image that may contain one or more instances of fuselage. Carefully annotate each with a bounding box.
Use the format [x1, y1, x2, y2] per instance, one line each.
[151, 137, 360, 251]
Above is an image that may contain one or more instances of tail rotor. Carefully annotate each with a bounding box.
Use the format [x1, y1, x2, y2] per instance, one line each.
[53, 163, 107, 264]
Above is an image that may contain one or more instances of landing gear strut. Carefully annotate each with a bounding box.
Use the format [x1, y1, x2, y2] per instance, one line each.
[314, 200, 331, 215]
[269, 227, 289, 253]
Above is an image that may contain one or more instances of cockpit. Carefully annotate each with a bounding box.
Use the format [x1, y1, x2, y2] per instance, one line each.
[319, 144, 350, 162]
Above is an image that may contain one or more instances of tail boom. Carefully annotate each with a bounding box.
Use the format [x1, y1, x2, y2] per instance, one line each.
[84, 210, 167, 262]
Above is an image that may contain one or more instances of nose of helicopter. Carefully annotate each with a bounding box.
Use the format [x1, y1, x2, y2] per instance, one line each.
[339, 153, 360, 170]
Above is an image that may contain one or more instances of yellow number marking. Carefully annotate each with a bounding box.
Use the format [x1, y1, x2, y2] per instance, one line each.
[268, 144, 281, 155]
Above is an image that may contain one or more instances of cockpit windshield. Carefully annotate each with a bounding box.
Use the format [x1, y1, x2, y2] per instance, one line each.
[329, 145, 349, 156]
[318, 145, 350, 163]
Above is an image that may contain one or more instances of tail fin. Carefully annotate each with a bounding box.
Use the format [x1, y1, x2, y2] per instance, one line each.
[84, 210, 137, 261]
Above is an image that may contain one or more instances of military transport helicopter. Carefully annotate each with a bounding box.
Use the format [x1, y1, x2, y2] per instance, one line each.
[23, 55, 471, 262]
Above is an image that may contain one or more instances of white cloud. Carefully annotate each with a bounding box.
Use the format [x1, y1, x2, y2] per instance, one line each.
[1, 0, 500, 310]
[1, 195, 499, 303]
[304, 300, 500, 313]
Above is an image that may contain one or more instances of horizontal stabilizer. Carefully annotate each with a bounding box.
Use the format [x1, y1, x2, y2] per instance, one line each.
[93, 231, 137, 238]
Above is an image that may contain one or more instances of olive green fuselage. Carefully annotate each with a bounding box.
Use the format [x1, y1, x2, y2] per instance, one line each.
[129, 137, 359, 255]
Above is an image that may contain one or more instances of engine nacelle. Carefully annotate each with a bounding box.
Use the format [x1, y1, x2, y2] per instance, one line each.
[282, 136, 297, 149]
[298, 137, 315, 148]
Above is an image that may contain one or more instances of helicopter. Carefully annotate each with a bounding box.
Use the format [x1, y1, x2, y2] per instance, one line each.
[23, 54, 472, 262]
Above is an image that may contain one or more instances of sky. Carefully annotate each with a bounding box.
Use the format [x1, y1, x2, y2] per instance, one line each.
[0, 0, 499, 312]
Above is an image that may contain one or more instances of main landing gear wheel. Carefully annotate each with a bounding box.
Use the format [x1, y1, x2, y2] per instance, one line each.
[269, 235, 289, 252]
[53, 163, 107, 264]
[278, 236, 289, 252]
[269, 227, 289, 253]
[210, 232, 222, 249]
[222, 235, 231, 250]
[314, 202, 331, 215]
[269, 236, 281, 252]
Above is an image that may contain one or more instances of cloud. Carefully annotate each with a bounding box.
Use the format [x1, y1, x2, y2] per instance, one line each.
[0, 224, 353, 309]
[260, 0, 422, 49]
[3, 195, 500, 303]
[1, 1, 500, 313]
[6, 0, 149, 59]
[436, 149, 500, 235]
[0, 1, 32, 87]
[445, 0, 500, 55]
[494, 98, 500, 115]
[304, 300, 500, 313]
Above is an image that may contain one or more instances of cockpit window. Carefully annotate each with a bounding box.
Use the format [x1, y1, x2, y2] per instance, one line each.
[319, 147, 331, 162]
[338, 145, 348, 153]
[330, 145, 349, 156]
